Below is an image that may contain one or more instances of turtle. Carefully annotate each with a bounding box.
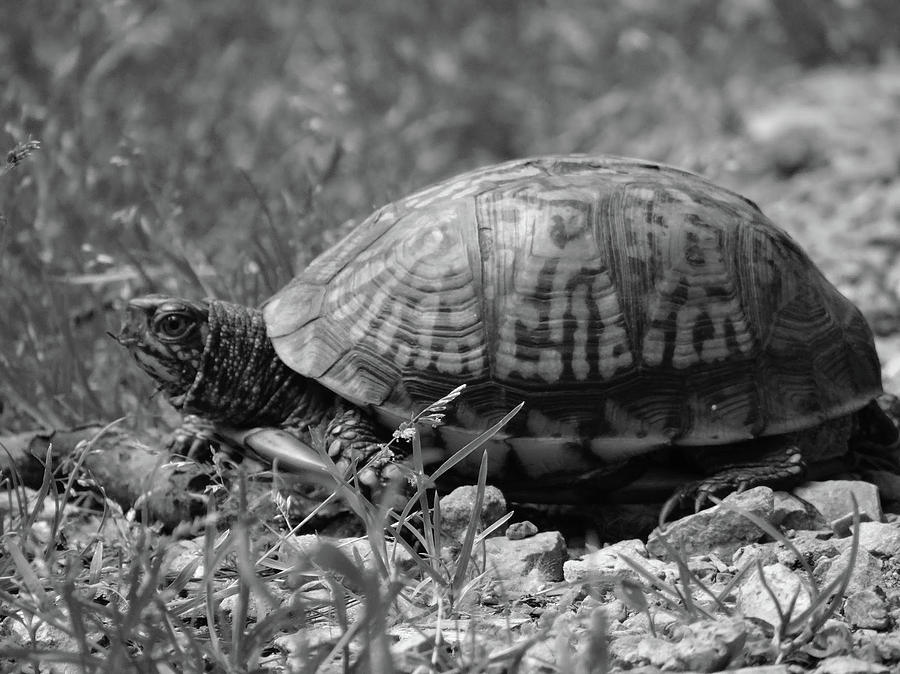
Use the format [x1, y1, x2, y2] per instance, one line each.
[117, 155, 899, 507]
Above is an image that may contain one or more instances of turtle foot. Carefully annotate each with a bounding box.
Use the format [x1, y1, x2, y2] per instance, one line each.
[659, 447, 806, 527]
[166, 415, 218, 460]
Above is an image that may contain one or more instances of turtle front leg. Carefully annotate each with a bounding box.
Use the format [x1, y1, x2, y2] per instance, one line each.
[167, 414, 219, 460]
[661, 436, 809, 522]
[684, 445, 805, 509]
[323, 404, 405, 490]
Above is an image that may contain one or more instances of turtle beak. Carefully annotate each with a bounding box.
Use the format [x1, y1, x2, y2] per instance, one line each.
[116, 300, 156, 347]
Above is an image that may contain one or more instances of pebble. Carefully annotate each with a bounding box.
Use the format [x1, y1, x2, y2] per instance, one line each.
[506, 520, 538, 540]
[438, 485, 507, 542]
[843, 588, 889, 630]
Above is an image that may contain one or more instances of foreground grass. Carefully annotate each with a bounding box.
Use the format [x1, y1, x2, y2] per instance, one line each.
[0, 418, 866, 672]
[0, 410, 553, 672]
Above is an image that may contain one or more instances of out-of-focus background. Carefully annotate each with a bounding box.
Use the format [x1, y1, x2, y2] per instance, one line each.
[2, 0, 900, 434]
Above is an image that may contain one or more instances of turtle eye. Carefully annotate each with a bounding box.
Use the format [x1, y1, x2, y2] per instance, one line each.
[155, 312, 193, 340]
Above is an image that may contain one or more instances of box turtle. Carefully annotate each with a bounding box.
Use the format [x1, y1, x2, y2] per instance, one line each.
[118, 155, 898, 506]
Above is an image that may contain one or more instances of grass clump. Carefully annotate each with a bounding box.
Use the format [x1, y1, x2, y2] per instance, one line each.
[611, 495, 864, 668]
[0, 398, 548, 672]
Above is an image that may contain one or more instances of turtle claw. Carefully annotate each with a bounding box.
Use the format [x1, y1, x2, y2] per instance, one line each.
[658, 478, 736, 529]
[166, 415, 217, 460]
[693, 493, 707, 514]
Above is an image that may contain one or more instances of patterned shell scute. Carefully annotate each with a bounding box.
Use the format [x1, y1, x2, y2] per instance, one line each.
[264, 155, 881, 450]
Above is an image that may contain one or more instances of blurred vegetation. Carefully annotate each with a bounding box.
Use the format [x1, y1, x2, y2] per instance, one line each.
[2, 0, 900, 431]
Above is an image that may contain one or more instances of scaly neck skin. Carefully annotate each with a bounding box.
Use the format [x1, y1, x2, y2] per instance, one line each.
[178, 300, 331, 428]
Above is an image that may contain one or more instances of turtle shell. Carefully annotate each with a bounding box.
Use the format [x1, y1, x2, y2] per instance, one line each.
[263, 155, 881, 479]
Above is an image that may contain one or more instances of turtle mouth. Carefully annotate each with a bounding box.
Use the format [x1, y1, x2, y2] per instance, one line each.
[127, 339, 188, 390]
[111, 329, 140, 348]
[115, 302, 157, 348]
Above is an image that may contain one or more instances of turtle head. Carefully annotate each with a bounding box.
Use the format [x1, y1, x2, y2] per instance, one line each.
[118, 295, 210, 401]
[119, 294, 316, 425]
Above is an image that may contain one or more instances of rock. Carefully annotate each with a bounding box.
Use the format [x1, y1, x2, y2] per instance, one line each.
[855, 521, 900, 557]
[390, 627, 452, 670]
[781, 530, 846, 563]
[843, 588, 889, 630]
[161, 538, 205, 579]
[792, 481, 882, 525]
[773, 490, 828, 530]
[735, 562, 812, 628]
[732, 542, 780, 570]
[506, 520, 538, 540]
[621, 609, 680, 634]
[612, 620, 757, 672]
[585, 596, 627, 624]
[275, 625, 348, 666]
[646, 487, 774, 561]
[727, 667, 790, 674]
[811, 655, 890, 674]
[752, 122, 829, 178]
[287, 534, 417, 577]
[220, 585, 292, 622]
[438, 485, 507, 542]
[808, 619, 853, 659]
[666, 619, 748, 672]
[608, 633, 665, 670]
[869, 632, 900, 661]
[733, 530, 850, 575]
[815, 546, 884, 596]
[563, 539, 669, 588]
[483, 530, 567, 584]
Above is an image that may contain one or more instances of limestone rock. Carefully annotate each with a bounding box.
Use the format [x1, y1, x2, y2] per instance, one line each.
[843, 588, 889, 630]
[647, 487, 774, 560]
[438, 485, 507, 542]
[807, 619, 853, 659]
[563, 538, 669, 587]
[773, 490, 828, 530]
[506, 520, 538, 540]
[287, 534, 417, 576]
[815, 546, 884, 596]
[735, 562, 812, 628]
[855, 521, 900, 557]
[483, 530, 567, 584]
[811, 655, 891, 674]
[666, 619, 749, 672]
[792, 480, 882, 524]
